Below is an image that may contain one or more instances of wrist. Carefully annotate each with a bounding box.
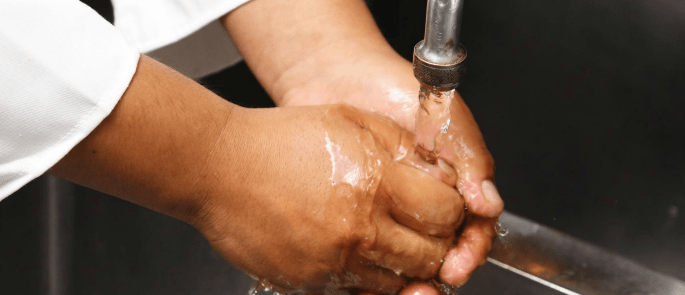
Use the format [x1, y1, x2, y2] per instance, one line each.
[278, 47, 421, 131]
[185, 103, 249, 228]
[187, 106, 271, 238]
[50, 56, 241, 228]
[274, 42, 396, 103]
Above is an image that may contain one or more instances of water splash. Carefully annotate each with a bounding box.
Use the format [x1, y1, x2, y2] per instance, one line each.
[433, 281, 459, 295]
[248, 280, 275, 295]
[494, 221, 509, 237]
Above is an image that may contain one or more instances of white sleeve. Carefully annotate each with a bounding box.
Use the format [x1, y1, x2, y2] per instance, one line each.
[0, 0, 140, 200]
[112, 0, 251, 52]
[112, 0, 251, 79]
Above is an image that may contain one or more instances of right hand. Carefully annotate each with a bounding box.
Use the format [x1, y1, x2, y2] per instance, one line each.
[192, 104, 465, 294]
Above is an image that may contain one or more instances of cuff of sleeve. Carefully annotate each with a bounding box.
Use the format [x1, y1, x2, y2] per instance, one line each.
[0, 1, 141, 200]
[0, 52, 139, 200]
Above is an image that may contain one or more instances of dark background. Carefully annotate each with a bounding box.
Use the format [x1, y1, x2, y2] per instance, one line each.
[1, 0, 683, 294]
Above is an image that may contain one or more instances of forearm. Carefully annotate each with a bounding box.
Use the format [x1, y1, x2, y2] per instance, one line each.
[222, 0, 412, 105]
[50, 55, 237, 224]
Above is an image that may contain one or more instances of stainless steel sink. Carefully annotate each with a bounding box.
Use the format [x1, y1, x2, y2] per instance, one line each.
[462, 212, 685, 295]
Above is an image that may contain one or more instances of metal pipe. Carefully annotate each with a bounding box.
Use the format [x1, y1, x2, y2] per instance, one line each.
[413, 0, 467, 89]
[420, 0, 465, 64]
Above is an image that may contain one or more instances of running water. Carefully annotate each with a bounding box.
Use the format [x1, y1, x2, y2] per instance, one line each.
[415, 85, 461, 295]
[414, 85, 455, 164]
[415, 86, 509, 295]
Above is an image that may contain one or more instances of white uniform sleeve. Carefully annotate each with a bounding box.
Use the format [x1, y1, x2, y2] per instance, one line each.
[112, 0, 250, 79]
[0, 0, 140, 200]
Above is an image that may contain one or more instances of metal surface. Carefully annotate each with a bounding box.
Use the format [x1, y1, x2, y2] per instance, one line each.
[413, 0, 467, 88]
[412, 44, 466, 88]
[488, 212, 685, 295]
[417, 0, 465, 65]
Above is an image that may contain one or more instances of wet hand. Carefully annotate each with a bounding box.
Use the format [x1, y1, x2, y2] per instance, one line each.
[279, 51, 504, 289]
[194, 105, 466, 294]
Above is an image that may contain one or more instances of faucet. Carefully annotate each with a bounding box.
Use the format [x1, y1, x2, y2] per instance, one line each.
[413, 0, 467, 90]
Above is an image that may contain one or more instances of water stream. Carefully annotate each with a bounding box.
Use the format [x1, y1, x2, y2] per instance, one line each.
[414, 86, 455, 164]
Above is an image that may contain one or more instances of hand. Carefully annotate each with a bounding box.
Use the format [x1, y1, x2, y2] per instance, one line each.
[224, 0, 504, 289]
[47, 56, 475, 294]
[280, 50, 504, 288]
[194, 104, 466, 293]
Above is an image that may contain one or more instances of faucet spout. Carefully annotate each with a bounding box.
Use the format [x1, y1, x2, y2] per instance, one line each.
[413, 0, 467, 89]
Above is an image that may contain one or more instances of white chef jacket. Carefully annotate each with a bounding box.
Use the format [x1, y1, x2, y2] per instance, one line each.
[0, 0, 250, 200]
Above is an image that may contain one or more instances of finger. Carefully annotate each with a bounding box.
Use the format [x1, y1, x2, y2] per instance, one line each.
[338, 105, 422, 165]
[460, 179, 504, 219]
[381, 161, 464, 236]
[358, 214, 449, 279]
[353, 282, 439, 295]
[437, 92, 503, 217]
[398, 282, 440, 295]
[344, 252, 407, 295]
[439, 216, 496, 287]
[401, 154, 458, 187]
[341, 104, 457, 188]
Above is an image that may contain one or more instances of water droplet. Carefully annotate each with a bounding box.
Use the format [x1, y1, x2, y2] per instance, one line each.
[494, 221, 508, 237]
[440, 121, 450, 134]
[249, 280, 275, 295]
[436, 282, 459, 295]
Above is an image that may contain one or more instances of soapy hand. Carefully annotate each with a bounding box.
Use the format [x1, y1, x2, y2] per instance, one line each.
[194, 104, 466, 294]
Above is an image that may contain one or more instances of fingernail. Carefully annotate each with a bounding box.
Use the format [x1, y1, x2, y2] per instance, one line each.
[481, 180, 503, 208]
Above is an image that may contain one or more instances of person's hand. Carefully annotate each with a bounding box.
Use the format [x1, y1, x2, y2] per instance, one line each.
[193, 104, 466, 293]
[279, 49, 504, 289]
[223, 0, 504, 289]
[47, 56, 476, 294]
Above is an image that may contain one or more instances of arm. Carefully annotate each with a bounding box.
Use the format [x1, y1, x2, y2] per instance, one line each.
[223, 0, 416, 126]
[51, 55, 466, 293]
[222, 0, 504, 287]
[50, 55, 231, 224]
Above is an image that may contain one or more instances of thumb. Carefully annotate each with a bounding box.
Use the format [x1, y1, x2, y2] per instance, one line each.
[437, 92, 503, 217]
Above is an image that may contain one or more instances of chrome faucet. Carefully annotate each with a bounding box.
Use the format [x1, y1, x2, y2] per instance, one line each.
[413, 0, 467, 90]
